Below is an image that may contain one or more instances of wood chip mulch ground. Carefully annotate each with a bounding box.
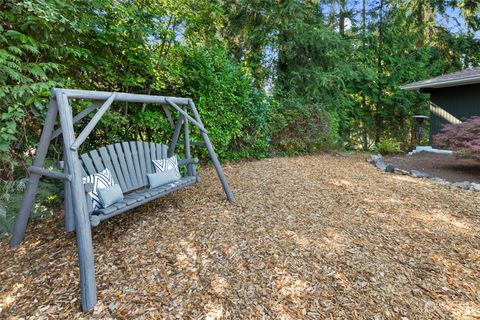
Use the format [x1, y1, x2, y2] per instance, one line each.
[1, 154, 479, 319]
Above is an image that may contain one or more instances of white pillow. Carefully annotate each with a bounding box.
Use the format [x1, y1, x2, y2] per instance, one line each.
[152, 156, 180, 178]
[82, 168, 114, 210]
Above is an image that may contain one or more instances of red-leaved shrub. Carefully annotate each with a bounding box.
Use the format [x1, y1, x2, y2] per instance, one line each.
[433, 116, 480, 161]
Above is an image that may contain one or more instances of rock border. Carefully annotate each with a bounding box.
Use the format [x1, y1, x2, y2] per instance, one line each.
[370, 154, 480, 192]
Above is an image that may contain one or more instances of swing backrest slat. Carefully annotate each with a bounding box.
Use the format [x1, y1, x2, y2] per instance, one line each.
[106, 144, 127, 190]
[79, 141, 169, 193]
[129, 141, 145, 187]
[80, 153, 97, 176]
[136, 141, 148, 185]
[143, 142, 153, 174]
[121, 142, 139, 189]
[113, 143, 132, 190]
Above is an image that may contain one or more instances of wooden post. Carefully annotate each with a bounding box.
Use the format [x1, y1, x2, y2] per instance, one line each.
[56, 90, 97, 311]
[162, 104, 175, 128]
[10, 98, 58, 246]
[64, 150, 75, 232]
[182, 106, 195, 176]
[168, 114, 184, 157]
[188, 100, 234, 201]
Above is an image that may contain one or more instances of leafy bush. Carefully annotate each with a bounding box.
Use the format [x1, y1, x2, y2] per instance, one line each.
[265, 2, 351, 155]
[433, 116, 480, 161]
[373, 139, 402, 155]
[0, 1, 72, 179]
[160, 43, 270, 160]
[269, 97, 339, 155]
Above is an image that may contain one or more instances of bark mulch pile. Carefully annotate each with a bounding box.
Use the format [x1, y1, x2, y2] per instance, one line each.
[1, 154, 479, 319]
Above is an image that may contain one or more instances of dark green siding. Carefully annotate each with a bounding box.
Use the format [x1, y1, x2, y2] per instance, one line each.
[427, 83, 480, 145]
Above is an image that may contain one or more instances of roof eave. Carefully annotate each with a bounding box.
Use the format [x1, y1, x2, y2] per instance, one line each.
[400, 75, 480, 90]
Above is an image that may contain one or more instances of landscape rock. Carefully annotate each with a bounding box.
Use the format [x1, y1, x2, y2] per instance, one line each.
[337, 152, 353, 157]
[393, 167, 409, 175]
[470, 183, 480, 191]
[372, 154, 383, 165]
[377, 164, 387, 171]
[453, 181, 472, 190]
[372, 155, 387, 171]
[431, 177, 450, 186]
[410, 170, 430, 178]
[385, 164, 395, 173]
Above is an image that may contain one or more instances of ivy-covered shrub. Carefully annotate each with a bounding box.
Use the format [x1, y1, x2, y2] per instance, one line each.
[433, 116, 480, 161]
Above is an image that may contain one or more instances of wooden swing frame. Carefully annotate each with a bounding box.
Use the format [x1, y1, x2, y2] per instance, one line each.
[10, 88, 234, 312]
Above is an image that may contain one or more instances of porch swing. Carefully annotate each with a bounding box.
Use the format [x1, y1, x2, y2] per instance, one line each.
[10, 88, 234, 312]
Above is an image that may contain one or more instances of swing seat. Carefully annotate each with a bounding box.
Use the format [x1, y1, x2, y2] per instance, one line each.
[78, 141, 199, 227]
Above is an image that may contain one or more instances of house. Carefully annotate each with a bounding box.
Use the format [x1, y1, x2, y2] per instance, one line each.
[401, 67, 480, 145]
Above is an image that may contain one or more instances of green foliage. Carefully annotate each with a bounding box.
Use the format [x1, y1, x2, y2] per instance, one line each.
[267, 1, 353, 154]
[344, 5, 438, 150]
[160, 43, 270, 160]
[2, 0, 478, 167]
[1, 0, 480, 234]
[0, 0, 78, 179]
[373, 139, 402, 155]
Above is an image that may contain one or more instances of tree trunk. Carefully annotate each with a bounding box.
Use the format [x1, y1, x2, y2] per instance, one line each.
[362, 0, 366, 37]
[373, 0, 385, 144]
[339, 0, 346, 36]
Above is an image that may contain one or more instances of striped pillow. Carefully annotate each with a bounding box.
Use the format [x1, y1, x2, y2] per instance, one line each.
[152, 156, 180, 178]
[82, 168, 114, 210]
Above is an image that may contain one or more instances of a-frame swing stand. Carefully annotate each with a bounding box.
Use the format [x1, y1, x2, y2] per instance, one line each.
[10, 88, 234, 312]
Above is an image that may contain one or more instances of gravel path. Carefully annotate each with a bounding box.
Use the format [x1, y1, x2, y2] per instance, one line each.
[1, 154, 479, 319]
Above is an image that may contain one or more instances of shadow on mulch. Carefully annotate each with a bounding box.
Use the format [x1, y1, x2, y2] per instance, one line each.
[385, 151, 480, 183]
